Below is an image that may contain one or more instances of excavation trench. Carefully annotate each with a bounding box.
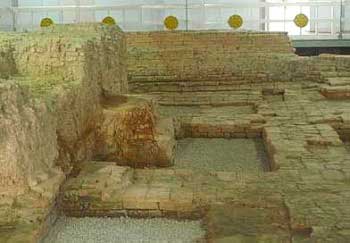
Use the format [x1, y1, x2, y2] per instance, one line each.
[38, 101, 281, 243]
[3, 25, 349, 243]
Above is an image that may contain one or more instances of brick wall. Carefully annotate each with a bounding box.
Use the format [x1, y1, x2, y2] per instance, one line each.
[0, 24, 128, 191]
[13, 24, 128, 96]
[310, 54, 350, 76]
[126, 31, 321, 93]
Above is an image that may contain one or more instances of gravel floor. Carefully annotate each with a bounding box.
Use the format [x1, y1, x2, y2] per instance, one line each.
[42, 217, 205, 243]
[175, 138, 270, 173]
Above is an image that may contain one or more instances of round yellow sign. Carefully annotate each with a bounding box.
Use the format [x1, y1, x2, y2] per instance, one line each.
[40, 18, 54, 28]
[294, 14, 309, 28]
[164, 16, 179, 30]
[228, 15, 243, 29]
[102, 16, 116, 26]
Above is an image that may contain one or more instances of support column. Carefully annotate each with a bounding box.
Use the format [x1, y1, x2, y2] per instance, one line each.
[11, 0, 18, 31]
[260, 0, 266, 31]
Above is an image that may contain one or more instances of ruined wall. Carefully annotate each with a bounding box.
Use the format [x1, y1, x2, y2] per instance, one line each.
[0, 37, 17, 78]
[97, 96, 175, 168]
[126, 31, 321, 93]
[310, 54, 350, 76]
[13, 24, 127, 96]
[0, 81, 63, 195]
[0, 24, 128, 194]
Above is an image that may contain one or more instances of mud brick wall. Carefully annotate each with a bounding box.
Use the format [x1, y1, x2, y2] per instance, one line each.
[13, 24, 128, 96]
[126, 31, 321, 93]
[0, 24, 128, 192]
[97, 96, 175, 168]
[0, 37, 17, 78]
[0, 24, 130, 239]
[310, 54, 350, 76]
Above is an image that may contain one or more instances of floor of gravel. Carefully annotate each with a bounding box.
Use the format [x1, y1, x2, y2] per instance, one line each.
[175, 138, 270, 173]
[42, 217, 205, 243]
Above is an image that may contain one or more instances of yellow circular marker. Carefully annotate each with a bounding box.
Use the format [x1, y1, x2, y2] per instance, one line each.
[228, 15, 243, 29]
[294, 14, 309, 28]
[40, 18, 54, 28]
[102, 16, 116, 26]
[164, 16, 179, 30]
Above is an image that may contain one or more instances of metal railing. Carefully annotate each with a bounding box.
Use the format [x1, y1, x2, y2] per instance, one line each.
[0, 1, 349, 39]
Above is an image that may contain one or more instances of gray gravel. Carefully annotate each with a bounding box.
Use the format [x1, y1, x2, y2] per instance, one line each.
[42, 217, 205, 243]
[175, 138, 270, 173]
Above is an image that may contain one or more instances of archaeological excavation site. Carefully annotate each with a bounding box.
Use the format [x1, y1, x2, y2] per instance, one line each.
[1, 2, 350, 243]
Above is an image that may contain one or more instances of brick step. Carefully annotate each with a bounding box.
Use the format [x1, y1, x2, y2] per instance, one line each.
[59, 161, 206, 219]
[130, 80, 272, 93]
[129, 75, 246, 83]
[158, 100, 255, 106]
[321, 71, 350, 78]
[326, 77, 350, 86]
[129, 78, 248, 85]
[129, 79, 252, 87]
[320, 85, 350, 99]
[156, 94, 262, 106]
[131, 86, 248, 93]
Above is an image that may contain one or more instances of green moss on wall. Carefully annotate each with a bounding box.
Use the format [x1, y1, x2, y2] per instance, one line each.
[15, 75, 79, 96]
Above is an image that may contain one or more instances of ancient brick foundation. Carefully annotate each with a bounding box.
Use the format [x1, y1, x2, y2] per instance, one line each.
[2, 26, 350, 243]
[0, 24, 130, 242]
[126, 31, 322, 93]
[96, 96, 175, 168]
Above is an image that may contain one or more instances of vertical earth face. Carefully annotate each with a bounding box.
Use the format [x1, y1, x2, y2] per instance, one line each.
[97, 96, 175, 168]
[1, 25, 350, 243]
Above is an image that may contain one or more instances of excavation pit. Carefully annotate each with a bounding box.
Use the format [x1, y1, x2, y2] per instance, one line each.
[42, 217, 205, 243]
[175, 138, 271, 174]
[2, 24, 350, 243]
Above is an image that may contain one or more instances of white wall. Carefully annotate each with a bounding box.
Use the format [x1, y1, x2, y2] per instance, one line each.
[0, 0, 348, 35]
[0, 0, 275, 32]
[310, 5, 339, 34]
[0, 1, 12, 7]
[0, 1, 14, 30]
[15, 0, 96, 31]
